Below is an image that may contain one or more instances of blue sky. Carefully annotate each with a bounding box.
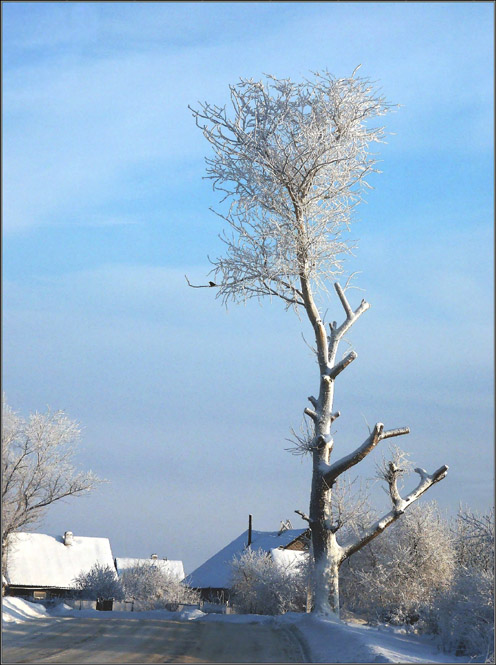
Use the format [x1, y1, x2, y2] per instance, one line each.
[2, 2, 494, 573]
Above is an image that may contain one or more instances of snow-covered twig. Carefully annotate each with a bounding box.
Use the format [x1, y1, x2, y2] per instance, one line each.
[322, 423, 410, 484]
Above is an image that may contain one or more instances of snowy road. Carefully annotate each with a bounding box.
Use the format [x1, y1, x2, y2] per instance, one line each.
[2, 616, 309, 663]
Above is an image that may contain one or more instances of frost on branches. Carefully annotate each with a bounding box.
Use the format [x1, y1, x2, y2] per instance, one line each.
[340, 503, 494, 663]
[340, 501, 456, 625]
[119, 563, 200, 611]
[1, 397, 101, 558]
[438, 507, 495, 662]
[190, 70, 448, 618]
[189, 68, 389, 307]
[230, 548, 309, 615]
[73, 564, 125, 601]
[74, 562, 200, 610]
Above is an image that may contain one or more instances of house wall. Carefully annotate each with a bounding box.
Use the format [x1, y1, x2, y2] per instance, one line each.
[285, 539, 306, 551]
[5, 586, 72, 600]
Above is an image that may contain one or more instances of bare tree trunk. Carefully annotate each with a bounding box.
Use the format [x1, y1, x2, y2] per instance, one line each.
[299, 279, 366, 616]
[308, 395, 342, 616]
[297, 281, 447, 618]
[311, 521, 342, 616]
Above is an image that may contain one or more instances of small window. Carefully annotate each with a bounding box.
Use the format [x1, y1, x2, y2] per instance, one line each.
[33, 591, 47, 600]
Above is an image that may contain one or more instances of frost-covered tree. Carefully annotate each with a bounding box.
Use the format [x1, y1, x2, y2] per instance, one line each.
[190, 70, 448, 617]
[230, 548, 308, 615]
[1, 397, 101, 556]
[73, 563, 125, 601]
[120, 562, 200, 610]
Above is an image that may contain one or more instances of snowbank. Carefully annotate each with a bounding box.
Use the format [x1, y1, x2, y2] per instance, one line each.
[276, 612, 467, 664]
[2, 597, 50, 623]
[50, 603, 206, 621]
[2, 597, 206, 623]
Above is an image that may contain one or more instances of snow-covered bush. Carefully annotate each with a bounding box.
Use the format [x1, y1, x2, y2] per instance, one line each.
[340, 502, 455, 625]
[454, 506, 494, 573]
[73, 563, 124, 601]
[340, 502, 494, 662]
[433, 507, 494, 662]
[230, 548, 309, 615]
[435, 567, 494, 662]
[120, 562, 199, 610]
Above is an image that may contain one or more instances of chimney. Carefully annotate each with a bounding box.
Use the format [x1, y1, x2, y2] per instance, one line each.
[247, 514, 253, 547]
[151, 553, 158, 559]
[63, 531, 74, 546]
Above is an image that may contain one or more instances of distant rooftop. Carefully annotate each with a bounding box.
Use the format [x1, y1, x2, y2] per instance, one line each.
[5, 532, 115, 589]
[115, 557, 185, 581]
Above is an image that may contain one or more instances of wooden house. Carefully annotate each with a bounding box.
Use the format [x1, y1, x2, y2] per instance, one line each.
[3, 531, 116, 601]
[186, 518, 310, 602]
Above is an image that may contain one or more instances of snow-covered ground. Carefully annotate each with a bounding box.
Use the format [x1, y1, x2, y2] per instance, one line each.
[2, 596, 204, 623]
[200, 610, 468, 664]
[2, 597, 470, 663]
[276, 612, 467, 664]
[2, 597, 51, 623]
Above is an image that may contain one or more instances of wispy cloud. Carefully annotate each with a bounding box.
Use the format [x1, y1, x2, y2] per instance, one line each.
[3, 3, 493, 233]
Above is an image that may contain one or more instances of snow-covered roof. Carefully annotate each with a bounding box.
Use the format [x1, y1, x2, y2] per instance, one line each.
[186, 528, 307, 589]
[5, 532, 115, 590]
[115, 557, 185, 581]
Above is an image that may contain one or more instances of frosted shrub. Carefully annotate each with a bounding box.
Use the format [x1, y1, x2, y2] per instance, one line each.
[120, 562, 199, 610]
[436, 567, 494, 662]
[230, 548, 308, 615]
[454, 507, 494, 573]
[340, 502, 494, 661]
[73, 563, 124, 601]
[340, 502, 455, 625]
[434, 507, 495, 662]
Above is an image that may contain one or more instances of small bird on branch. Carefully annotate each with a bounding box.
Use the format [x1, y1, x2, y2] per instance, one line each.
[185, 275, 218, 289]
